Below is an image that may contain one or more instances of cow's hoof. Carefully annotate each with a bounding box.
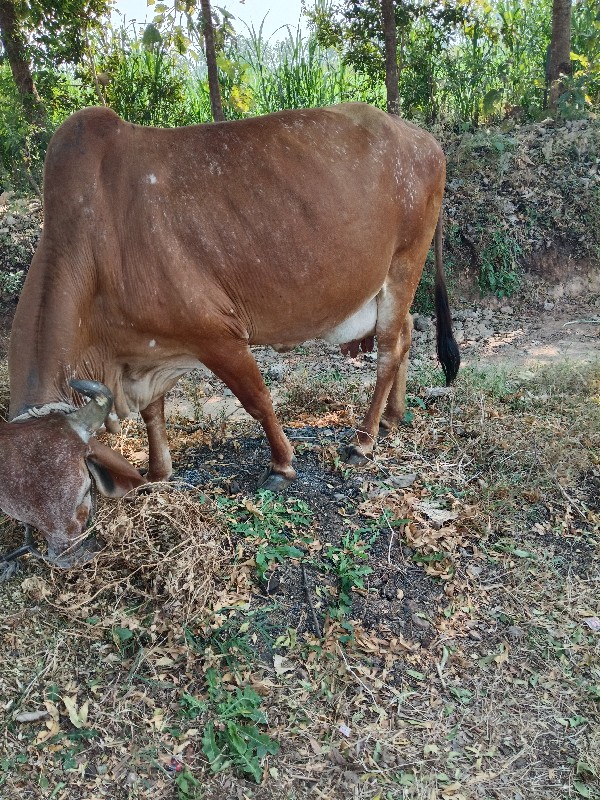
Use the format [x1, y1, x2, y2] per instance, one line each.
[378, 424, 392, 439]
[0, 560, 19, 582]
[343, 444, 371, 466]
[258, 468, 294, 493]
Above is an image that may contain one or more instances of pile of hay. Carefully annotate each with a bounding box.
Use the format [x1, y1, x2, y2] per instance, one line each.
[25, 487, 230, 623]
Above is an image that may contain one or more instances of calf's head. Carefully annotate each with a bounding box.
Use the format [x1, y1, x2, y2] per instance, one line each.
[0, 380, 147, 568]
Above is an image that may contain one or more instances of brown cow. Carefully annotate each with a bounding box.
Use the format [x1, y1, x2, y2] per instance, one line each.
[3, 103, 459, 570]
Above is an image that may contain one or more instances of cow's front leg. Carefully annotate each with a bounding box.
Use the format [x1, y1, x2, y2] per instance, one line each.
[141, 396, 173, 481]
[201, 341, 296, 490]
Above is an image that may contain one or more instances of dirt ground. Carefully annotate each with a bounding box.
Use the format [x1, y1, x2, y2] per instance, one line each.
[0, 292, 599, 800]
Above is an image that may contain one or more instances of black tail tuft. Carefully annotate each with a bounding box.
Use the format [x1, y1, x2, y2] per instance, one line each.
[433, 208, 460, 386]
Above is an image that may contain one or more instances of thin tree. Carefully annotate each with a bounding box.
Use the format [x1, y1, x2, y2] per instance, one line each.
[381, 0, 399, 115]
[546, 0, 572, 109]
[200, 0, 224, 122]
[0, 0, 45, 121]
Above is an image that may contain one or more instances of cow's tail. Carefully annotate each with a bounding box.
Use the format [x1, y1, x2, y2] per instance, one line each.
[434, 209, 460, 386]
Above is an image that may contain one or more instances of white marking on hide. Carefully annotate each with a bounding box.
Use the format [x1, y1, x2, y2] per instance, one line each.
[147, 174, 158, 184]
[69, 419, 92, 444]
[322, 299, 378, 345]
[149, 339, 156, 348]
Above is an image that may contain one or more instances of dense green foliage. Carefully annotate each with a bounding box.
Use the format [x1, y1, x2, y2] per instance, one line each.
[310, 0, 599, 123]
[4, 0, 112, 68]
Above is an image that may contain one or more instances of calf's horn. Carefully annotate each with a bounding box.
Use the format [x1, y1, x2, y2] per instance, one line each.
[67, 379, 113, 437]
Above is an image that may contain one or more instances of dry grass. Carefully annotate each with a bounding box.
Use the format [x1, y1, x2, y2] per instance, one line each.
[0, 359, 599, 799]
[276, 368, 368, 426]
[40, 489, 228, 622]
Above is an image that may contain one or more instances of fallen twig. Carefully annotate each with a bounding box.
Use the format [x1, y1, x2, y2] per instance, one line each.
[301, 562, 322, 638]
[563, 318, 600, 326]
[557, 483, 589, 521]
[169, 422, 205, 433]
[336, 643, 377, 704]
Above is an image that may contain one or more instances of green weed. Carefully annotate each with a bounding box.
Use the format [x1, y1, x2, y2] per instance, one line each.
[321, 524, 378, 618]
[0, 269, 24, 297]
[216, 490, 313, 581]
[181, 668, 279, 783]
[184, 606, 277, 673]
[174, 765, 202, 799]
[479, 227, 523, 297]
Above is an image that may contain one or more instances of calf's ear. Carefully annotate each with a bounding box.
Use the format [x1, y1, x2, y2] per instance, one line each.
[85, 439, 148, 498]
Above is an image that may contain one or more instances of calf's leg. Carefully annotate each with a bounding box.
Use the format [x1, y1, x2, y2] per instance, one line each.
[346, 224, 438, 463]
[346, 305, 413, 464]
[380, 312, 412, 430]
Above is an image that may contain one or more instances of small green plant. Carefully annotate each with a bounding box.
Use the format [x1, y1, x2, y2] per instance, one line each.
[174, 764, 202, 799]
[479, 228, 522, 297]
[216, 490, 313, 581]
[403, 394, 427, 424]
[0, 269, 24, 297]
[184, 606, 277, 674]
[321, 525, 378, 618]
[181, 668, 279, 783]
[0, 754, 28, 788]
[108, 622, 150, 660]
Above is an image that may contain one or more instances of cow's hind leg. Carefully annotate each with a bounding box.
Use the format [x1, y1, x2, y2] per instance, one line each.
[201, 342, 296, 490]
[346, 307, 413, 464]
[141, 396, 172, 481]
[380, 312, 412, 431]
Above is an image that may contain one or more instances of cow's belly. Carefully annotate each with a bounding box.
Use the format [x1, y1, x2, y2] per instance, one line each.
[321, 298, 377, 345]
[120, 356, 203, 415]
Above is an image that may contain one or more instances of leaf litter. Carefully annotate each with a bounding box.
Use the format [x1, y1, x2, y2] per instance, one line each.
[1, 310, 600, 795]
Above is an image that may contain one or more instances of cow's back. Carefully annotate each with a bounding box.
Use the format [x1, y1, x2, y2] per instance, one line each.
[71, 103, 444, 346]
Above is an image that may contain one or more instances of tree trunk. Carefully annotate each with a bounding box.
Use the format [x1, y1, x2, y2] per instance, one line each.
[200, 0, 224, 122]
[546, 0, 572, 109]
[0, 0, 45, 122]
[381, 0, 399, 115]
